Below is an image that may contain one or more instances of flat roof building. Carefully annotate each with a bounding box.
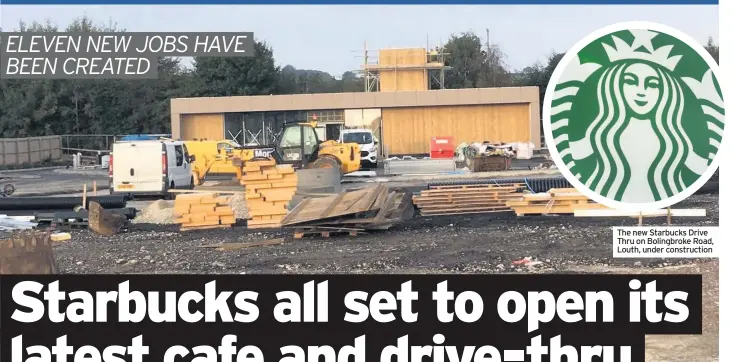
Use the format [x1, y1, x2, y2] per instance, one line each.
[170, 47, 540, 156]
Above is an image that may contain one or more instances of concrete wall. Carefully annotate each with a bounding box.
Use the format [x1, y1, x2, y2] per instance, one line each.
[0, 136, 62, 166]
[170, 87, 541, 147]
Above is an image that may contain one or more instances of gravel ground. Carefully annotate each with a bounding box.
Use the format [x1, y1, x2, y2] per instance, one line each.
[55, 194, 718, 275]
[52, 193, 719, 361]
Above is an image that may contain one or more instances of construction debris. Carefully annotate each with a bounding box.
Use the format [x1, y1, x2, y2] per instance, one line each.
[281, 184, 414, 238]
[507, 188, 608, 216]
[88, 201, 127, 236]
[412, 183, 526, 216]
[0, 214, 37, 231]
[50, 232, 72, 242]
[240, 159, 298, 229]
[174, 193, 236, 231]
[468, 153, 512, 172]
[34, 208, 137, 230]
[0, 231, 58, 274]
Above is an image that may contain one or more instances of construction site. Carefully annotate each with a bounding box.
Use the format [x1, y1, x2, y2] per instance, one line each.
[0, 45, 720, 362]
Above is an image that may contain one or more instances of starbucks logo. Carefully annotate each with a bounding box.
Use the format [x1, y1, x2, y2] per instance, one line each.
[544, 22, 724, 211]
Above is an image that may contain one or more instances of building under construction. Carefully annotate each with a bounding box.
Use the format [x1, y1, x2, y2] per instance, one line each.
[170, 46, 540, 156]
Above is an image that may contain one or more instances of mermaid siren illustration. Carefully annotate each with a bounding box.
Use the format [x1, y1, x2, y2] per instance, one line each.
[550, 29, 725, 204]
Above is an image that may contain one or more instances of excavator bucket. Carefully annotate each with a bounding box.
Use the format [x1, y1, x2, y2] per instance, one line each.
[0, 231, 59, 274]
[88, 201, 126, 236]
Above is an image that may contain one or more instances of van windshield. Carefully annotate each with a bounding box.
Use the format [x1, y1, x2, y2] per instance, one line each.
[342, 132, 372, 145]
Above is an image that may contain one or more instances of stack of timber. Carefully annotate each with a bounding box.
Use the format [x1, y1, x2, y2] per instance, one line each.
[174, 193, 235, 231]
[240, 159, 298, 229]
[412, 183, 526, 216]
[280, 184, 414, 238]
[506, 188, 608, 216]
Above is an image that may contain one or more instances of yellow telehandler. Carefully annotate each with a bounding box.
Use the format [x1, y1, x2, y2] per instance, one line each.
[186, 121, 360, 185]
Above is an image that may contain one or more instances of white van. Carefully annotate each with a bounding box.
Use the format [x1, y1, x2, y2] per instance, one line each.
[340, 129, 378, 168]
[109, 140, 193, 197]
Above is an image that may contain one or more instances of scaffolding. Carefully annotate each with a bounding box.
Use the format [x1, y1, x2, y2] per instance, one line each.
[354, 41, 451, 92]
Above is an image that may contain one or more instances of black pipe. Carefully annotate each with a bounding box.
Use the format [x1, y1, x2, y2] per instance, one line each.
[428, 177, 572, 193]
[0, 195, 127, 211]
[427, 176, 719, 195]
[51, 208, 138, 220]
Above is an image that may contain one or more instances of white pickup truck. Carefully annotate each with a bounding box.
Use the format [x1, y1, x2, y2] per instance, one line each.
[339, 129, 378, 168]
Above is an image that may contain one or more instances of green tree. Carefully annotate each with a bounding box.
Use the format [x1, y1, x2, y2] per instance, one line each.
[442, 31, 512, 89]
[443, 32, 487, 88]
[704, 37, 718, 64]
[0, 16, 184, 142]
[191, 41, 279, 97]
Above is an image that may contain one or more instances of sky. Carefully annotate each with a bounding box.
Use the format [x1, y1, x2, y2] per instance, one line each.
[0, 5, 719, 76]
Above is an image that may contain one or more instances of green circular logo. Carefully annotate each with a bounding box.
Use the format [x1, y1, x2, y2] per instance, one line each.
[544, 22, 724, 211]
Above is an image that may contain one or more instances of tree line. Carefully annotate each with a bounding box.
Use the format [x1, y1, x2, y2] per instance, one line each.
[0, 16, 720, 139]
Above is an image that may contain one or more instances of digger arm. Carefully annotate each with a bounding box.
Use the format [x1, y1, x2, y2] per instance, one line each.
[191, 162, 209, 186]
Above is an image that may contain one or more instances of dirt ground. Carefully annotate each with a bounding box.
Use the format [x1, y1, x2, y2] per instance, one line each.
[52, 193, 719, 361]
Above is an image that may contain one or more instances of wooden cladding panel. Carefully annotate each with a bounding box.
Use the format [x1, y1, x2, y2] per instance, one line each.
[378, 48, 428, 92]
[181, 113, 224, 141]
[382, 104, 530, 155]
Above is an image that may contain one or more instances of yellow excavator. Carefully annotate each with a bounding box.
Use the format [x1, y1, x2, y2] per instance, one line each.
[186, 121, 361, 185]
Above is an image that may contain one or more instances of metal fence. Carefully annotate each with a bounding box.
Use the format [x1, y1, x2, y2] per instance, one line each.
[0, 136, 62, 166]
[60, 134, 171, 156]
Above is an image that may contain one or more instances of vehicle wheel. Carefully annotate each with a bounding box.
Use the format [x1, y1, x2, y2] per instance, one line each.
[189, 177, 195, 189]
[3, 184, 15, 196]
[312, 157, 343, 179]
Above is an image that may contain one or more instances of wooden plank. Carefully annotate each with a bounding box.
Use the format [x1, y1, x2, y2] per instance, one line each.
[200, 196, 230, 205]
[281, 186, 382, 226]
[413, 194, 523, 203]
[574, 209, 706, 218]
[169, 189, 245, 194]
[547, 194, 590, 201]
[371, 192, 397, 223]
[507, 199, 594, 207]
[246, 159, 277, 167]
[220, 216, 236, 224]
[429, 183, 525, 190]
[365, 184, 387, 211]
[421, 209, 513, 216]
[249, 209, 288, 217]
[419, 186, 522, 195]
[279, 197, 312, 225]
[190, 204, 216, 214]
[319, 190, 348, 219]
[174, 193, 214, 202]
[421, 206, 510, 215]
[343, 186, 375, 211]
[213, 206, 235, 216]
[418, 203, 509, 210]
[181, 224, 232, 231]
[247, 223, 281, 229]
[249, 217, 285, 225]
[512, 203, 608, 215]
